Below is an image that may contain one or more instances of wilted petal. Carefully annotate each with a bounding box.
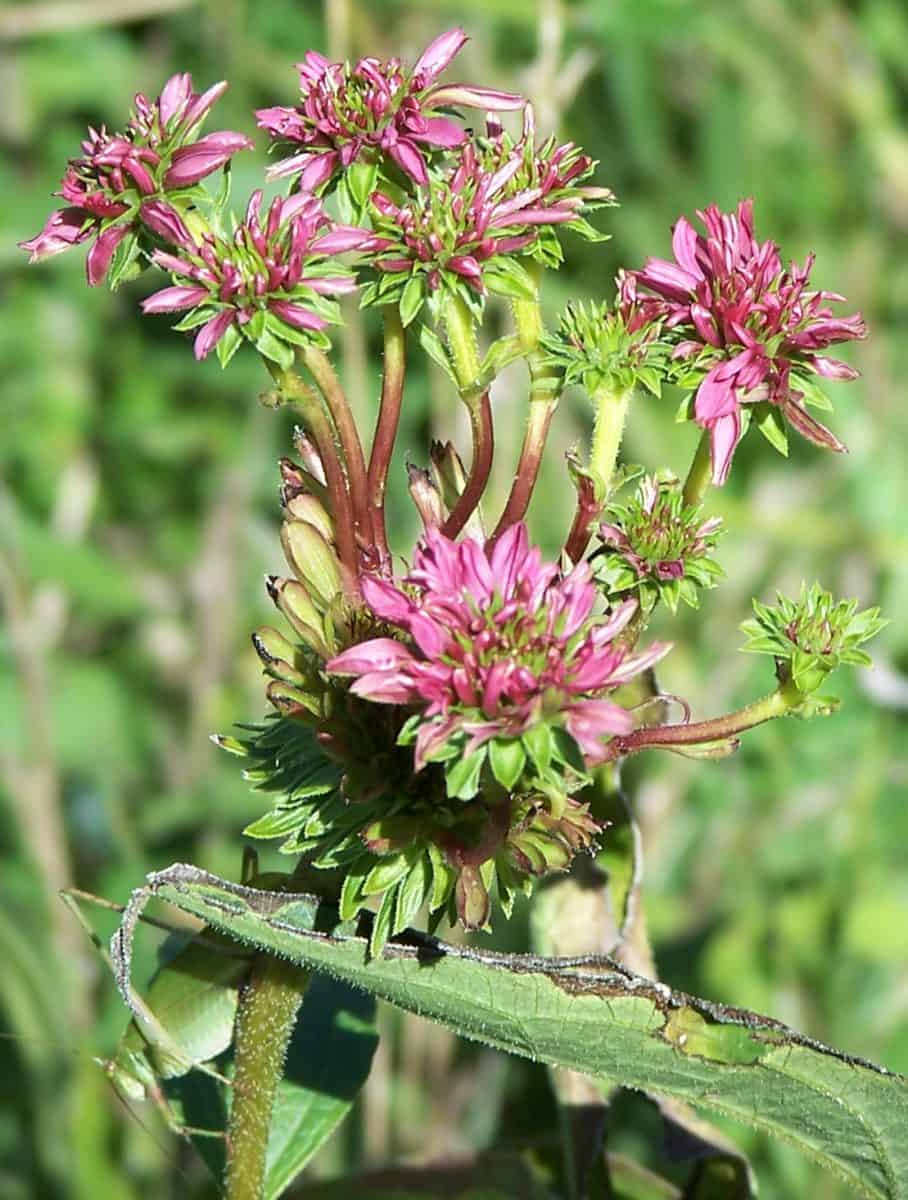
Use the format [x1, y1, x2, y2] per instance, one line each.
[19, 208, 90, 262]
[782, 399, 846, 453]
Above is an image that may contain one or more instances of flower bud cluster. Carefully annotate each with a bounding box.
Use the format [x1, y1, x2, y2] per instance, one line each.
[541, 299, 668, 398]
[596, 476, 723, 612]
[740, 583, 886, 696]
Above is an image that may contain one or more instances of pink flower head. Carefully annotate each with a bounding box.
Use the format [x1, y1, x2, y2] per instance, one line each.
[362, 125, 610, 313]
[141, 192, 370, 362]
[622, 200, 866, 484]
[256, 29, 523, 189]
[328, 523, 670, 776]
[19, 73, 252, 285]
[597, 477, 723, 612]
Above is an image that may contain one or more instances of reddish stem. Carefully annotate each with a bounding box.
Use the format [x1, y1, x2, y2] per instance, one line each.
[441, 391, 494, 539]
[489, 397, 556, 546]
[368, 307, 406, 566]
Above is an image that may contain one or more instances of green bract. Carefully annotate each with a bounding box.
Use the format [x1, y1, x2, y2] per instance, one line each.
[740, 583, 886, 695]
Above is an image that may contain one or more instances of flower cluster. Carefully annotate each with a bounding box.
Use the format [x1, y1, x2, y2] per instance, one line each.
[359, 135, 608, 319]
[741, 584, 885, 696]
[256, 29, 522, 190]
[140, 192, 372, 364]
[19, 73, 252, 286]
[541, 298, 668, 398]
[597, 476, 723, 612]
[623, 199, 866, 483]
[329, 523, 670, 787]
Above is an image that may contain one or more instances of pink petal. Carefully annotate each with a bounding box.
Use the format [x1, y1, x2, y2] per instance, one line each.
[361, 576, 412, 623]
[349, 671, 417, 704]
[19, 208, 90, 262]
[408, 116, 466, 148]
[489, 522, 528, 597]
[810, 356, 858, 381]
[193, 309, 235, 359]
[427, 83, 525, 111]
[327, 637, 414, 676]
[164, 132, 253, 187]
[182, 80, 229, 130]
[269, 300, 327, 330]
[311, 225, 374, 254]
[708, 411, 743, 485]
[606, 640, 672, 684]
[158, 73, 193, 127]
[140, 201, 193, 247]
[388, 139, 429, 186]
[141, 284, 210, 313]
[86, 223, 130, 286]
[413, 28, 469, 85]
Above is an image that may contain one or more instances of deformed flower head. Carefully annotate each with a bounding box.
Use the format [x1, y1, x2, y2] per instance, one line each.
[740, 583, 885, 695]
[328, 522, 670, 790]
[541, 298, 668, 398]
[360, 134, 609, 319]
[597, 476, 723, 612]
[256, 29, 523, 190]
[622, 200, 866, 484]
[140, 192, 373, 364]
[19, 73, 252, 286]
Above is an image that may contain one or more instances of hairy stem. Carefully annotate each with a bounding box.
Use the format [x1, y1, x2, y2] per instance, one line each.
[590, 381, 634, 499]
[491, 289, 560, 543]
[682, 429, 712, 508]
[224, 957, 310, 1200]
[368, 306, 406, 565]
[603, 680, 803, 762]
[267, 363, 359, 590]
[442, 295, 494, 538]
[301, 345, 372, 551]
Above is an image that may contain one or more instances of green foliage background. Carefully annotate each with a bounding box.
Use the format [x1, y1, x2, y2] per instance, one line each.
[1, 0, 906, 1196]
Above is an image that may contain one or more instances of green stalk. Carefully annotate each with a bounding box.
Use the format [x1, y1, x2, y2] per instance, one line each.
[441, 295, 494, 538]
[589, 381, 634, 499]
[682, 429, 712, 507]
[603, 678, 804, 762]
[368, 306, 406, 563]
[490, 291, 560, 543]
[224, 957, 310, 1200]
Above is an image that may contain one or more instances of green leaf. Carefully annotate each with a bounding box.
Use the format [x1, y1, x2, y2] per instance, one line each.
[399, 275, 424, 327]
[754, 402, 789, 456]
[129, 866, 908, 1200]
[489, 738, 526, 790]
[444, 749, 485, 800]
[418, 323, 458, 384]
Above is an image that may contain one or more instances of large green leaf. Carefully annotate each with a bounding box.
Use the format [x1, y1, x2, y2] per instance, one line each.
[113, 865, 908, 1200]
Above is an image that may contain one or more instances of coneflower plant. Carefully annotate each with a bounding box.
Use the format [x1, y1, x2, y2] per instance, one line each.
[25, 30, 896, 1200]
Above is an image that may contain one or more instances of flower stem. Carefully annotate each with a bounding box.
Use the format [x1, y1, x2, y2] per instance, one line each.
[224, 956, 310, 1200]
[603, 678, 804, 762]
[442, 295, 494, 538]
[590, 382, 634, 499]
[490, 289, 560, 544]
[441, 392, 494, 539]
[368, 306, 406, 566]
[267, 363, 359, 592]
[301, 345, 373, 552]
[682, 429, 712, 508]
[490, 396, 556, 543]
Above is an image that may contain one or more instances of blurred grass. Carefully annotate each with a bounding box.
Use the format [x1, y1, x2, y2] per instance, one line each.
[1, 0, 906, 1196]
